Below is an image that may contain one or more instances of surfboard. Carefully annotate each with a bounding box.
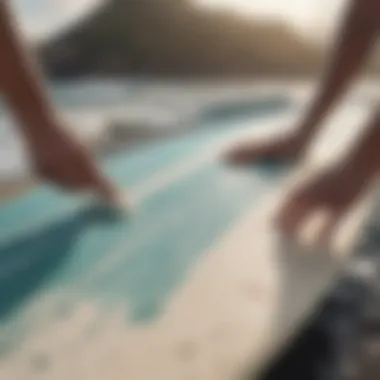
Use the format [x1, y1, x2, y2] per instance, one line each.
[0, 98, 376, 380]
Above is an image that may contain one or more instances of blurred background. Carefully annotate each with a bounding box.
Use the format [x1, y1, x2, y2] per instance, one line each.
[1, 1, 380, 379]
[3, 0, 380, 192]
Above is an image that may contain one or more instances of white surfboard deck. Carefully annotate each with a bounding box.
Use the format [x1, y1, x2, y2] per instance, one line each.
[0, 101, 377, 380]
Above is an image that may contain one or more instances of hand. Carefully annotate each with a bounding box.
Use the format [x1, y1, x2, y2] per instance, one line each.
[225, 132, 307, 165]
[276, 158, 376, 243]
[27, 122, 117, 202]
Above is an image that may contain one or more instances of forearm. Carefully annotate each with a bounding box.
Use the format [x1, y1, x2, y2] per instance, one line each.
[0, 1, 58, 143]
[347, 110, 380, 175]
[298, 0, 380, 142]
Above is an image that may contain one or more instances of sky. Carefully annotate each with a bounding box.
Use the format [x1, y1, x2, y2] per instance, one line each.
[13, 0, 101, 39]
[14, 0, 346, 41]
[195, 0, 346, 39]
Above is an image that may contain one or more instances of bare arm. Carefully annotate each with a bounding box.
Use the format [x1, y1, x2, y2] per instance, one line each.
[226, 0, 380, 164]
[297, 0, 380, 143]
[0, 0, 58, 144]
[0, 0, 116, 201]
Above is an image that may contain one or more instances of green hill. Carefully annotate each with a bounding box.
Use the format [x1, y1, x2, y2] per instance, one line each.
[39, 0, 326, 78]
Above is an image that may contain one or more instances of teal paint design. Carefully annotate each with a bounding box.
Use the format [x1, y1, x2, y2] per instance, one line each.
[0, 99, 291, 343]
[82, 165, 278, 321]
[0, 97, 290, 239]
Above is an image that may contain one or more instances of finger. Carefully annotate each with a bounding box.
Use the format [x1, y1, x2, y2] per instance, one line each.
[319, 203, 347, 248]
[43, 165, 102, 195]
[93, 174, 118, 202]
[225, 144, 261, 164]
[317, 208, 345, 249]
[275, 191, 315, 239]
[95, 176, 134, 212]
[38, 166, 78, 191]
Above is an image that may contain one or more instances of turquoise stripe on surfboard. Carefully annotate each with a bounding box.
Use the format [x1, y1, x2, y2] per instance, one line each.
[0, 159, 289, 326]
[0, 98, 292, 343]
[0, 100, 290, 240]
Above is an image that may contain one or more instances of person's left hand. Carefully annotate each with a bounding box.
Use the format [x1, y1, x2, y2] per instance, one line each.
[27, 121, 117, 203]
[275, 158, 376, 243]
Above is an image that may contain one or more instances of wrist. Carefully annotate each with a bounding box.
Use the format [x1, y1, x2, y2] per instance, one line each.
[20, 114, 64, 147]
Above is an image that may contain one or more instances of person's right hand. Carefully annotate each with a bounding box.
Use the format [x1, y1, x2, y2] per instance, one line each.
[224, 132, 308, 165]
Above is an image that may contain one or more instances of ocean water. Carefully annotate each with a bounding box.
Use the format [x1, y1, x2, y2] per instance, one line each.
[2, 77, 379, 181]
[0, 79, 292, 180]
[0, 79, 148, 179]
